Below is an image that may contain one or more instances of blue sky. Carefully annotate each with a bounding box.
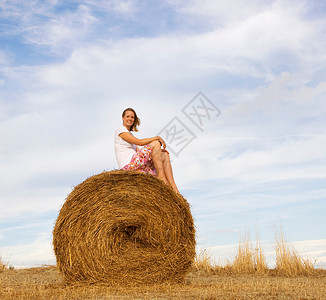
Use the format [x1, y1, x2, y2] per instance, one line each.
[1, 0, 326, 268]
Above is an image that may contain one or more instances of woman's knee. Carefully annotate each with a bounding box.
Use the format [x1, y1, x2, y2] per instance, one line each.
[149, 140, 160, 149]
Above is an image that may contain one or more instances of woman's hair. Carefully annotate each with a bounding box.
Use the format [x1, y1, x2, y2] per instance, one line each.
[122, 108, 140, 132]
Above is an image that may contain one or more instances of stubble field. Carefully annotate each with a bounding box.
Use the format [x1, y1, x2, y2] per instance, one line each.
[1, 265, 326, 299]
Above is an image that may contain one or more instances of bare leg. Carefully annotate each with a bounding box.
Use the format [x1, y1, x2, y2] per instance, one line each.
[161, 151, 179, 193]
[149, 141, 168, 184]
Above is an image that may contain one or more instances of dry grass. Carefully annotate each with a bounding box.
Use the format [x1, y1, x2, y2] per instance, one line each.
[53, 170, 196, 284]
[231, 233, 269, 275]
[194, 230, 320, 277]
[1, 265, 325, 299]
[0, 257, 7, 272]
[275, 230, 317, 276]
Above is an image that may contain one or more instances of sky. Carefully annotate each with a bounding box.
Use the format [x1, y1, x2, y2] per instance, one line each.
[0, 0, 326, 268]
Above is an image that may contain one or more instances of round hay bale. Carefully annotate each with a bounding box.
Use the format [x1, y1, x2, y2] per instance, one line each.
[53, 170, 196, 284]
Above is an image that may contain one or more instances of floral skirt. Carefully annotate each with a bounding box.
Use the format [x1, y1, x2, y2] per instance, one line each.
[121, 144, 157, 176]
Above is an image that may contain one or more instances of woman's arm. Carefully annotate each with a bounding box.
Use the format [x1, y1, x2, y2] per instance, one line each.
[119, 132, 166, 148]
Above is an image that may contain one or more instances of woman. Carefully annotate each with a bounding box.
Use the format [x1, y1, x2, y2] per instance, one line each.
[114, 108, 179, 193]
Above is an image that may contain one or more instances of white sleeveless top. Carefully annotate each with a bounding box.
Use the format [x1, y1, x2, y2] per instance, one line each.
[114, 126, 137, 168]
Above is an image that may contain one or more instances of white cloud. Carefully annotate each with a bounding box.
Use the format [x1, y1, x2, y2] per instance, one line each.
[164, 68, 326, 190]
[0, 0, 139, 57]
[168, 0, 272, 23]
[1, 18, 326, 217]
[84, 0, 138, 16]
[1, 0, 325, 65]
[0, 51, 9, 65]
[168, 0, 326, 78]
[0, 1, 97, 55]
[25, 4, 97, 52]
[0, 188, 67, 220]
[0, 234, 55, 268]
[174, 126, 326, 189]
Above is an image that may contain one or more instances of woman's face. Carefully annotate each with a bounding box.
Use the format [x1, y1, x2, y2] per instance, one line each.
[122, 110, 135, 128]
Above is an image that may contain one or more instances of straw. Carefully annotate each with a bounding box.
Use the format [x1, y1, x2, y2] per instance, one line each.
[53, 170, 196, 284]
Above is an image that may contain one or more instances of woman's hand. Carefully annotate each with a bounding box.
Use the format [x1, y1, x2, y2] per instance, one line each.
[161, 149, 169, 154]
[156, 136, 166, 149]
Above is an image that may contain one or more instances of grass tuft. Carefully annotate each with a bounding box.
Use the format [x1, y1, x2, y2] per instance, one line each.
[0, 256, 7, 272]
[275, 229, 316, 276]
[193, 249, 230, 274]
[231, 233, 268, 275]
[193, 249, 213, 274]
[194, 229, 318, 277]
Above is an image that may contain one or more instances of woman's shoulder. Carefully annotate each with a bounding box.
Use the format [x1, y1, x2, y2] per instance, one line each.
[115, 125, 129, 135]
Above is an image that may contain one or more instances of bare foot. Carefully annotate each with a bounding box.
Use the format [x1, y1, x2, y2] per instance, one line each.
[174, 187, 180, 194]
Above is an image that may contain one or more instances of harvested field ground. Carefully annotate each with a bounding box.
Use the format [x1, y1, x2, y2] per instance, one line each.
[1, 266, 326, 299]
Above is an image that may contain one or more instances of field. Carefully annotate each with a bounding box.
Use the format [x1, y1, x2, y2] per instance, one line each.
[1, 232, 326, 300]
[1, 265, 326, 299]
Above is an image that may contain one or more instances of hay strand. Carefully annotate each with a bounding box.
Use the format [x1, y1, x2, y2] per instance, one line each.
[53, 170, 196, 284]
